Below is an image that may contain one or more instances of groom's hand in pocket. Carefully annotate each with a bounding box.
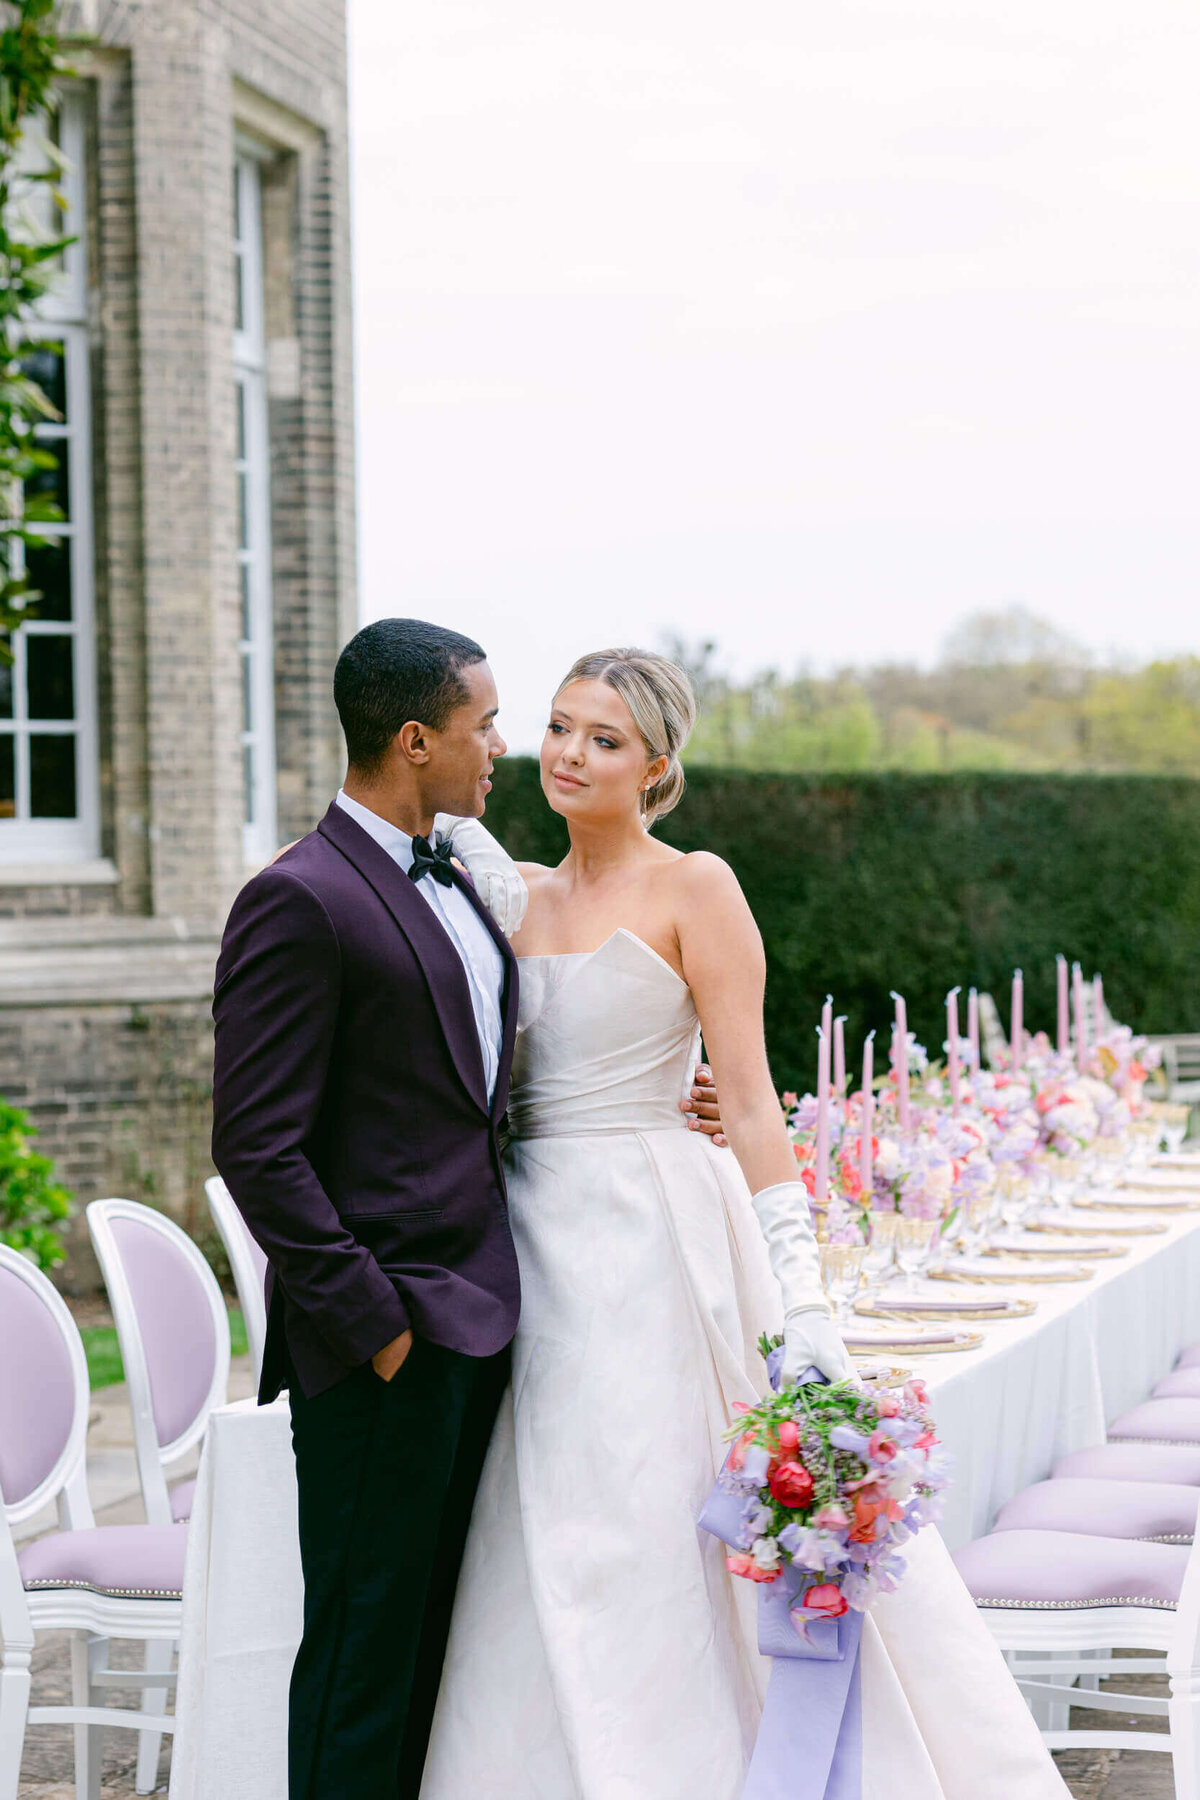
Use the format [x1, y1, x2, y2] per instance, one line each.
[681, 1062, 728, 1148]
[372, 1329, 414, 1383]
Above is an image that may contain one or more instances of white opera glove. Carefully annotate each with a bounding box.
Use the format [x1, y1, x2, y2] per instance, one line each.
[433, 814, 529, 938]
[782, 1306, 858, 1389]
[751, 1180, 857, 1387]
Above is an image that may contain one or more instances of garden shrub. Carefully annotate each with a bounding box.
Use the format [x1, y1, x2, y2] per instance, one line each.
[0, 1100, 72, 1269]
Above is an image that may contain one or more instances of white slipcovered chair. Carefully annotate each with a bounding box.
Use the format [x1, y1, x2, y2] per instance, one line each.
[204, 1174, 268, 1383]
[0, 1245, 187, 1800]
[85, 1198, 229, 1790]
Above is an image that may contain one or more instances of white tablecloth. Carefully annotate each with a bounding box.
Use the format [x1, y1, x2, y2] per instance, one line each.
[168, 1207, 1200, 1800]
[926, 1209, 1200, 1545]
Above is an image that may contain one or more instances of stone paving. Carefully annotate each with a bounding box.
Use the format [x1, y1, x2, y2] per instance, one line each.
[10, 1372, 1179, 1797]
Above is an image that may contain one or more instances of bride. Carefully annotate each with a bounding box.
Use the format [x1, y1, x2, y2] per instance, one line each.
[420, 647, 1067, 1800]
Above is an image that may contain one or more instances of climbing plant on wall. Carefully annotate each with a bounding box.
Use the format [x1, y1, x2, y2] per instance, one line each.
[0, 0, 74, 655]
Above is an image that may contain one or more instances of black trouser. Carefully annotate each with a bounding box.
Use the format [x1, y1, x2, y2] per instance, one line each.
[286, 1336, 510, 1800]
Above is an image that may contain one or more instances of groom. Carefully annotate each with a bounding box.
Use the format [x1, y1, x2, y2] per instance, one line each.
[212, 619, 521, 1800]
[214, 617, 728, 1799]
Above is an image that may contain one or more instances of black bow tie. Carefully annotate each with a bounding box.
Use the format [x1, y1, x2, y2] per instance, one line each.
[409, 834, 456, 887]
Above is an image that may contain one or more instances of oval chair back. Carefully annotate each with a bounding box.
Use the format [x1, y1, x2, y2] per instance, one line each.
[204, 1175, 268, 1383]
[0, 1248, 94, 1800]
[86, 1200, 230, 1528]
[0, 1247, 92, 1536]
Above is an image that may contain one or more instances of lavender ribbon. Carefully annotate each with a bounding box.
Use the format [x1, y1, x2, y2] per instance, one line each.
[698, 1356, 863, 1798]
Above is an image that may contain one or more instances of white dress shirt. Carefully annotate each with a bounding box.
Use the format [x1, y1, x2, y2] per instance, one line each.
[335, 790, 505, 1103]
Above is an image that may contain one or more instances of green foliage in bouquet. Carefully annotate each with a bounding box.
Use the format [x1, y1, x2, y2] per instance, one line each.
[0, 0, 76, 655]
[483, 760, 1200, 1086]
[0, 1099, 72, 1268]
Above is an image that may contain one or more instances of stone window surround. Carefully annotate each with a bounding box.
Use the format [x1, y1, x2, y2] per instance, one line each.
[0, 78, 333, 900]
[0, 90, 102, 873]
[234, 142, 278, 868]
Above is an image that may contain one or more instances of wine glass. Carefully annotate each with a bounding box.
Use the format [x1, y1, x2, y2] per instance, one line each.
[995, 1165, 1032, 1235]
[819, 1242, 865, 1325]
[861, 1210, 901, 1292]
[1163, 1110, 1189, 1156]
[892, 1216, 939, 1295]
[961, 1186, 1001, 1255]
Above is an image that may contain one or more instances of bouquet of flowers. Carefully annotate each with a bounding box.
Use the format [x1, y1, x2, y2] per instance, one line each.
[717, 1338, 951, 1635]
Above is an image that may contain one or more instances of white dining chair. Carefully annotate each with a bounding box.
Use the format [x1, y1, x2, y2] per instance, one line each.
[0, 1245, 187, 1800]
[85, 1199, 229, 1790]
[954, 1521, 1200, 1796]
[204, 1174, 268, 1383]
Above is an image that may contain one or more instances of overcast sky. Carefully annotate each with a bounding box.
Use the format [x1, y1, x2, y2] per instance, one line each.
[349, 0, 1200, 752]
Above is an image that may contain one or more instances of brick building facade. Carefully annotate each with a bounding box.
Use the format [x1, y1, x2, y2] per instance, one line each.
[0, 0, 354, 1278]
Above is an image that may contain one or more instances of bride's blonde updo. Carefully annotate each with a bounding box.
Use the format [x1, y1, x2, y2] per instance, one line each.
[554, 647, 697, 827]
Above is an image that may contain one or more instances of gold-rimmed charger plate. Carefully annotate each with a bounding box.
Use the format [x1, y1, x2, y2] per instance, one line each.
[856, 1293, 1036, 1323]
[848, 1329, 985, 1356]
[1076, 1193, 1199, 1213]
[984, 1241, 1127, 1261]
[853, 1362, 914, 1386]
[1026, 1216, 1168, 1237]
[1123, 1169, 1200, 1191]
[931, 1260, 1093, 1284]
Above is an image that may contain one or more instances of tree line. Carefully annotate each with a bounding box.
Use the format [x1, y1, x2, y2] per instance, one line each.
[672, 608, 1200, 776]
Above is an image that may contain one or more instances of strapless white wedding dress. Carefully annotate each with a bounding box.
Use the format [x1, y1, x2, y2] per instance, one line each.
[420, 929, 1067, 1800]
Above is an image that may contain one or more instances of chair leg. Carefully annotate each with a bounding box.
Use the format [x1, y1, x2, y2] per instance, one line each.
[1167, 1663, 1200, 1800]
[135, 1638, 173, 1793]
[70, 1633, 103, 1800]
[1077, 1645, 1112, 1693]
[1019, 1649, 1073, 1731]
[0, 1646, 32, 1800]
[1047, 1650, 1073, 1732]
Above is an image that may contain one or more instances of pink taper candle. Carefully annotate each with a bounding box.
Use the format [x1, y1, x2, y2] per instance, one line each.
[1093, 974, 1104, 1041]
[946, 986, 962, 1114]
[833, 1015, 847, 1099]
[1072, 961, 1087, 1074]
[813, 1026, 831, 1205]
[859, 1031, 875, 1196]
[967, 987, 980, 1071]
[1056, 954, 1070, 1054]
[1010, 969, 1023, 1070]
[891, 991, 911, 1132]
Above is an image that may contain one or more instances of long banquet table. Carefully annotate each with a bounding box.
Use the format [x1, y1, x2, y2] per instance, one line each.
[168, 1201, 1200, 1800]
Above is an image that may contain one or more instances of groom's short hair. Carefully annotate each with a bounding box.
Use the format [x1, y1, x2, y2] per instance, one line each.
[335, 618, 487, 773]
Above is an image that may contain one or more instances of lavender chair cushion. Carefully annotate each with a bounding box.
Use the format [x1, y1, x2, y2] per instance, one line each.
[170, 1478, 196, 1523]
[0, 1263, 77, 1508]
[953, 1529, 1188, 1608]
[110, 1214, 216, 1446]
[18, 1524, 187, 1599]
[1176, 1342, 1200, 1370]
[993, 1478, 1200, 1542]
[1154, 1369, 1200, 1400]
[1054, 1442, 1200, 1484]
[1109, 1399, 1200, 1444]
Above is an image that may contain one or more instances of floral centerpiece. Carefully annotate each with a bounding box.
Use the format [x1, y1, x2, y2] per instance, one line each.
[715, 1339, 951, 1632]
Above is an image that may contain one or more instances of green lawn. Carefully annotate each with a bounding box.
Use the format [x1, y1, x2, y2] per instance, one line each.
[81, 1309, 249, 1391]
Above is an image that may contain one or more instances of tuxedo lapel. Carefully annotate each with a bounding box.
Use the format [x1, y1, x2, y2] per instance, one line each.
[451, 867, 520, 1121]
[317, 803, 490, 1116]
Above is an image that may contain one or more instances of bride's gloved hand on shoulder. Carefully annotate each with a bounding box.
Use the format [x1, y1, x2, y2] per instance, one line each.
[750, 1179, 858, 1388]
[434, 815, 529, 938]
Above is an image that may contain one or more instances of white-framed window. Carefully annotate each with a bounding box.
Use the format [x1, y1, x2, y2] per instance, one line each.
[0, 92, 100, 864]
[233, 146, 277, 866]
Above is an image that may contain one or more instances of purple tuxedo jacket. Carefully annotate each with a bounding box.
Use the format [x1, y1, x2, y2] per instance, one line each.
[211, 801, 522, 1402]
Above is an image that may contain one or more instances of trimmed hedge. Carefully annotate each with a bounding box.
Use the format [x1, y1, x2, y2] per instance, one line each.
[484, 763, 1200, 1091]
